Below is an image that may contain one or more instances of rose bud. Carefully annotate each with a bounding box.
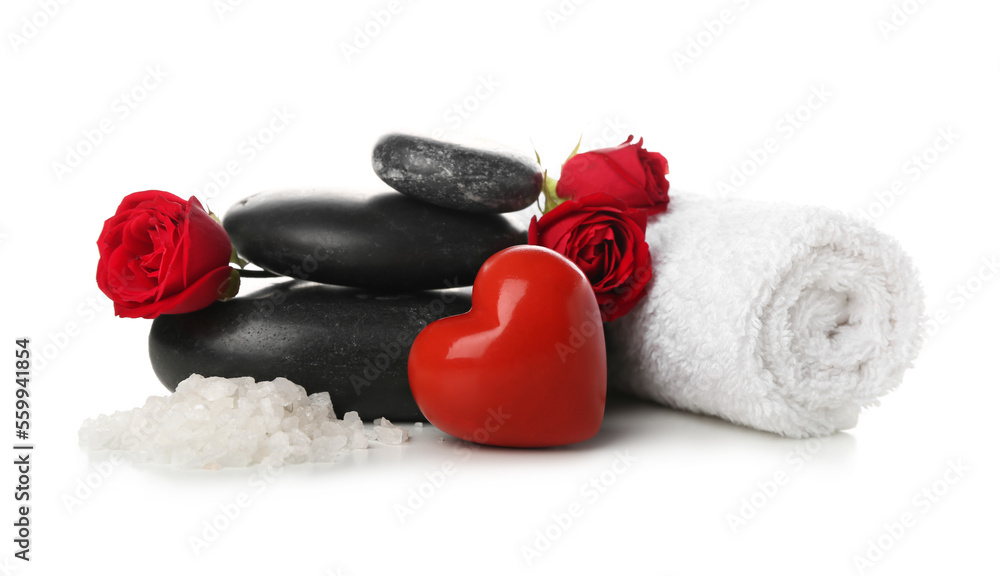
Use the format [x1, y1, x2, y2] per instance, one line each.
[556, 135, 669, 214]
[96, 190, 238, 319]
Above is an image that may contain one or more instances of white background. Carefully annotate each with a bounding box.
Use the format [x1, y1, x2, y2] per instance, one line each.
[2, 0, 999, 574]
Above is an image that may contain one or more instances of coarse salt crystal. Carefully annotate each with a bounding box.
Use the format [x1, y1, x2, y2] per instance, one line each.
[78, 374, 407, 469]
[373, 417, 409, 445]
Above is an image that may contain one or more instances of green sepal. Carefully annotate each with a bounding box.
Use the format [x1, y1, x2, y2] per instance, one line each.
[564, 134, 583, 164]
[534, 135, 584, 214]
[207, 205, 226, 231]
[533, 143, 546, 212]
[219, 268, 241, 301]
[541, 172, 564, 214]
[229, 246, 249, 269]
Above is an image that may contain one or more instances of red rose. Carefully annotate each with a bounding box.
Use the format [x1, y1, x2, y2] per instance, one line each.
[96, 191, 236, 319]
[529, 194, 652, 322]
[556, 135, 669, 214]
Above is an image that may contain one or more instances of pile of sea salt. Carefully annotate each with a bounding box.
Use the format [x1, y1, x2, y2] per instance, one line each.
[78, 374, 408, 469]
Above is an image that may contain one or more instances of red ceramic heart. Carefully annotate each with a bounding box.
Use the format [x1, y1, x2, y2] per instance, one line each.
[408, 245, 607, 447]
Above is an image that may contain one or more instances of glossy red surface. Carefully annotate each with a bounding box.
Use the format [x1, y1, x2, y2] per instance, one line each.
[408, 245, 607, 447]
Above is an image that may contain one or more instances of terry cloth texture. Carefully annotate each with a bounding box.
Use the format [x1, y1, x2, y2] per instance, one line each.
[606, 194, 925, 437]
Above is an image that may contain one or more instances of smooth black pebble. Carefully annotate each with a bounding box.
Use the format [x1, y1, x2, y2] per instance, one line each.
[224, 189, 525, 291]
[148, 280, 472, 422]
[372, 132, 543, 213]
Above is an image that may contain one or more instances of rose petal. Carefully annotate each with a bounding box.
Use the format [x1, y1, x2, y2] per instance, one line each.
[115, 265, 234, 319]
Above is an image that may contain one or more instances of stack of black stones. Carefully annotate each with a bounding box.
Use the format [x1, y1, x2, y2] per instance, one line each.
[149, 133, 544, 421]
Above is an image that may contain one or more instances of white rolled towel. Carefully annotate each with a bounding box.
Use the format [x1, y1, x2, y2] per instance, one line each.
[606, 194, 925, 437]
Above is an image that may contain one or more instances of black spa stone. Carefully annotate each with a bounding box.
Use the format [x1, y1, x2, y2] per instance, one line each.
[148, 280, 472, 422]
[223, 189, 526, 291]
[371, 132, 543, 213]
